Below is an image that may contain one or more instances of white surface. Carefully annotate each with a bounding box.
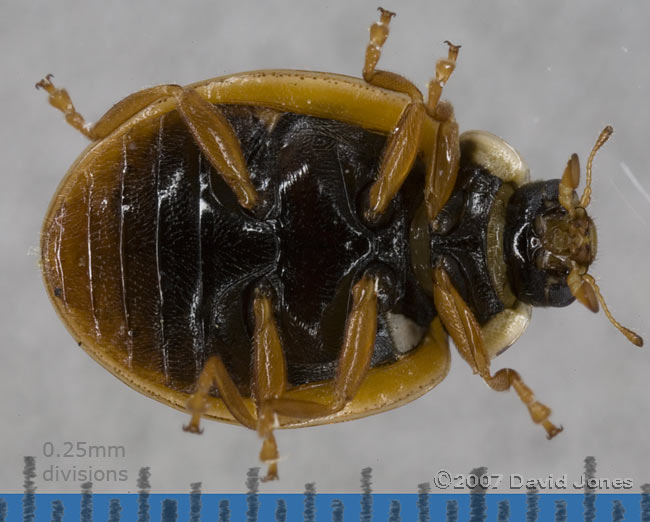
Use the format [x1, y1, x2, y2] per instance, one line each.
[1, 0, 649, 494]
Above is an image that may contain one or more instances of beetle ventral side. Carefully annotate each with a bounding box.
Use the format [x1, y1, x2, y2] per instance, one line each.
[38, 7, 642, 481]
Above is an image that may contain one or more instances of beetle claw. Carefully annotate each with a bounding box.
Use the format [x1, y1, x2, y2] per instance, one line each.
[35, 74, 54, 91]
[182, 418, 204, 435]
[544, 422, 564, 440]
[182, 424, 204, 435]
[377, 7, 396, 18]
[261, 468, 279, 482]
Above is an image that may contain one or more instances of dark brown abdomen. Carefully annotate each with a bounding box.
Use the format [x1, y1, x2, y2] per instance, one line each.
[41, 106, 434, 395]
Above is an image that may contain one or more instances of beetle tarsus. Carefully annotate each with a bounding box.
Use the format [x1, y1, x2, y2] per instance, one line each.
[259, 436, 280, 482]
[261, 468, 279, 482]
[427, 41, 461, 118]
[544, 422, 564, 440]
[182, 419, 204, 435]
[36, 73, 94, 138]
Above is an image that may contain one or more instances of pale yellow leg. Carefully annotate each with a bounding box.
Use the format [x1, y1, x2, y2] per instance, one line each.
[36, 75, 257, 209]
[432, 265, 563, 439]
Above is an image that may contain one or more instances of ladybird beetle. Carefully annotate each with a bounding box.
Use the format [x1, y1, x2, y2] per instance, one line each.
[38, 8, 642, 481]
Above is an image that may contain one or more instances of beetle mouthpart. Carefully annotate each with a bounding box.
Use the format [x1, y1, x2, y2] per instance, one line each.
[568, 265, 643, 347]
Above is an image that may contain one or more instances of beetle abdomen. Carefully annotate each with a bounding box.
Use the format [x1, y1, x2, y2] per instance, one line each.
[42, 106, 435, 395]
[42, 108, 279, 392]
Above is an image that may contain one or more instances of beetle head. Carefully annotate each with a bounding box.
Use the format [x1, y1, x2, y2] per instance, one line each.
[505, 126, 642, 347]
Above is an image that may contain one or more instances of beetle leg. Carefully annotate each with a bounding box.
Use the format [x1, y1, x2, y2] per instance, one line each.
[36, 76, 177, 140]
[183, 355, 256, 434]
[362, 14, 461, 223]
[248, 276, 377, 479]
[363, 9, 424, 101]
[362, 9, 430, 220]
[35, 75, 91, 138]
[426, 41, 461, 120]
[36, 76, 257, 209]
[174, 88, 258, 208]
[424, 113, 460, 224]
[367, 103, 427, 220]
[432, 264, 563, 439]
[187, 275, 376, 482]
[266, 276, 378, 419]
[251, 287, 288, 481]
[421, 42, 462, 224]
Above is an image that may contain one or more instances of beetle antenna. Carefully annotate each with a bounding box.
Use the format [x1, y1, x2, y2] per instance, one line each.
[580, 125, 613, 209]
[580, 273, 643, 347]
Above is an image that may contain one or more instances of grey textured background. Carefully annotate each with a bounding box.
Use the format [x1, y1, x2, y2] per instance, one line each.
[2, 0, 649, 494]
